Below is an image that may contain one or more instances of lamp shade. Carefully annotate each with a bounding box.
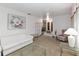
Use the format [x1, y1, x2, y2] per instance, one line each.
[64, 28, 78, 35]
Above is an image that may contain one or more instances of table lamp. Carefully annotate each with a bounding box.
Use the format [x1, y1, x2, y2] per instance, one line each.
[64, 28, 78, 47]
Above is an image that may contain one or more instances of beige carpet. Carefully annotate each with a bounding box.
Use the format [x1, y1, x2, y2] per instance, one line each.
[7, 35, 77, 56]
[33, 35, 77, 56]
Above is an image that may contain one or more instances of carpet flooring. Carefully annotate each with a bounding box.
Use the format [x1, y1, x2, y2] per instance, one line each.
[7, 35, 77, 56]
[33, 35, 77, 56]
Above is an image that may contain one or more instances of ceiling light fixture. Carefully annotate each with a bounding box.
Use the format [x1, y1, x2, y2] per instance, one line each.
[46, 12, 52, 22]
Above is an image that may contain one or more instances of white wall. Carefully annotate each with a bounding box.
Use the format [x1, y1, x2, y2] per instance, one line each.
[70, 4, 79, 50]
[27, 15, 42, 35]
[0, 6, 41, 37]
[0, 5, 71, 38]
[53, 14, 71, 35]
[75, 8, 79, 50]
[0, 6, 42, 55]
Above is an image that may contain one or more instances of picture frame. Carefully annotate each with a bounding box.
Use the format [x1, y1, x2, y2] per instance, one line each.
[8, 14, 26, 30]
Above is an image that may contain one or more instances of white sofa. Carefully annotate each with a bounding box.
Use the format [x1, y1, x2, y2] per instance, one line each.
[0, 33, 33, 56]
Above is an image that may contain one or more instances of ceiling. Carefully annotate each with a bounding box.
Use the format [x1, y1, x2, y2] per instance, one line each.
[0, 3, 73, 17]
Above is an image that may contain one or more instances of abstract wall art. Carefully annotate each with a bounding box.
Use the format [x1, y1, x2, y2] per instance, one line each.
[8, 14, 26, 29]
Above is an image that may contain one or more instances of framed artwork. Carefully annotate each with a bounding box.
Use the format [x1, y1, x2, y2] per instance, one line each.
[8, 14, 26, 29]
